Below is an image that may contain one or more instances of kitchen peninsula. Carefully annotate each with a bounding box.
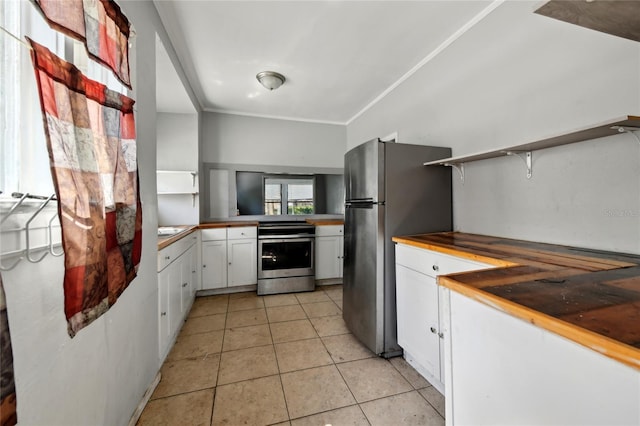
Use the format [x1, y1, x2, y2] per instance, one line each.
[393, 232, 640, 425]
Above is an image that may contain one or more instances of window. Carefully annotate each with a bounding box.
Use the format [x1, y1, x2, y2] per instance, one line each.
[264, 177, 315, 216]
[264, 181, 282, 215]
[1, 0, 24, 194]
[0, 1, 128, 198]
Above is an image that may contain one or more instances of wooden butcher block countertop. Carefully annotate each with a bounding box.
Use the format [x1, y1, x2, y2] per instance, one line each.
[392, 232, 640, 370]
[157, 221, 259, 250]
[305, 218, 344, 226]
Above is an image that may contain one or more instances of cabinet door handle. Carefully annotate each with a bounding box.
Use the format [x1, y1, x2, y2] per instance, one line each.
[165, 256, 171, 260]
[161, 312, 167, 316]
[182, 282, 188, 287]
[203, 264, 206, 268]
[432, 265, 439, 272]
[438, 332, 444, 339]
[430, 326, 437, 334]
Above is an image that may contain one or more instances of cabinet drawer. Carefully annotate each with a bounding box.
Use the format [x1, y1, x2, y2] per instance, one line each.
[396, 243, 492, 278]
[201, 228, 227, 241]
[227, 226, 257, 240]
[315, 225, 344, 237]
[158, 233, 197, 272]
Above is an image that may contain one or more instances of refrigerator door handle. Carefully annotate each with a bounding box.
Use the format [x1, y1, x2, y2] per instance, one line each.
[346, 200, 384, 208]
[347, 198, 374, 203]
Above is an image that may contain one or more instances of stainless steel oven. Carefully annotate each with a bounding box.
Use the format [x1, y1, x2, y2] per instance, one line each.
[257, 222, 315, 295]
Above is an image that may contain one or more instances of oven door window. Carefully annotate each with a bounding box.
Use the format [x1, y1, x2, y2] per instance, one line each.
[261, 240, 312, 271]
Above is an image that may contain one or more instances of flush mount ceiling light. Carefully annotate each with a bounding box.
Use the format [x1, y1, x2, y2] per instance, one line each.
[256, 71, 286, 91]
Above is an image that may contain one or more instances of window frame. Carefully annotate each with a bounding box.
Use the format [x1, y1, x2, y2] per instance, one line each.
[0, 1, 129, 199]
[263, 175, 315, 216]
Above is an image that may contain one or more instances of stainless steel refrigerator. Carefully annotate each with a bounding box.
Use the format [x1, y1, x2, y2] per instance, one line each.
[343, 138, 452, 357]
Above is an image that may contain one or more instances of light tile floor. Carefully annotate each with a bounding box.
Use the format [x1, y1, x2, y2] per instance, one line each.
[137, 284, 445, 426]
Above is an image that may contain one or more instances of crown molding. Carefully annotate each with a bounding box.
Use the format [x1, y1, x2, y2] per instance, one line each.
[203, 108, 347, 126]
[346, 0, 505, 126]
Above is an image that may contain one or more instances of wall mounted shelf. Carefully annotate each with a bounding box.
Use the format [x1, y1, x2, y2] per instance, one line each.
[424, 115, 640, 183]
[157, 170, 198, 186]
[157, 170, 199, 206]
[534, 1, 640, 43]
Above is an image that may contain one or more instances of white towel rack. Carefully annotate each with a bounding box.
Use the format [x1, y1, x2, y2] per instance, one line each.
[0, 193, 62, 271]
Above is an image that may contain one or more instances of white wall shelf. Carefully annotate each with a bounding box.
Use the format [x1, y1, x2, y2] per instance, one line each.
[157, 170, 198, 186]
[157, 170, 199, 205]
[424, 115, 640, 183]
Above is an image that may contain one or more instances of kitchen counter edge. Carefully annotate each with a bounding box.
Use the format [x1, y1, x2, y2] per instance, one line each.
[157, 221, 259, 250]
[392, 233, 640, 371]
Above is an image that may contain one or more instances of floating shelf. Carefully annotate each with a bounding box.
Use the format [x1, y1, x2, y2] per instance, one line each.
[424, 115, 640, 182]
[534, 1, 640, 43]
[157, 170, 198, 186]
[157, 170, 199, 205]
[157, 192, 199, 206]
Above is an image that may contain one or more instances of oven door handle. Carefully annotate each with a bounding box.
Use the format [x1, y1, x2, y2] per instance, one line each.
[258, 234, 315, 240]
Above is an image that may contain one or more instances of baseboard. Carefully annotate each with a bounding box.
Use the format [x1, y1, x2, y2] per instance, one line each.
[128, 371, 161, 426]
[196, 284, 257, 297]
[315, 278, 343, 286]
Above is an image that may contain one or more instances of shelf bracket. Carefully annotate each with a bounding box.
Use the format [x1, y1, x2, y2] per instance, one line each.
[190, 172, 198, 187]
[444, 163, 465, 184]
[504, 151, 532, 179]
[611, 126, 640, 145]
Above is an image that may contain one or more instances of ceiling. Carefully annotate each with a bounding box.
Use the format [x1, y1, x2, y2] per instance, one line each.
[154, 1, 495, 124]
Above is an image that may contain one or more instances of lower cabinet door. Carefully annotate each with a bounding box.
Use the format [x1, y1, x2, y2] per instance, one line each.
[202, 240, 227, 289]
[180, 246, 195, 314]
[396, 264, 441, 382]
[158, 267, 171, 360]
[168, 258, 183, 338]
[315, 236, 342, 280]
[228, 238, 257, 287]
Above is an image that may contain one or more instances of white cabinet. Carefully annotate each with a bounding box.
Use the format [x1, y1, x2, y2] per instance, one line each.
[181, 244, 197, 313]
[158, 233, 198, 361]
[201, 226, 257, 290]
[227, 238, 257, 287]
[201, 228, 228, 290]
[396, 265, 441, 382]
[395, 243, 492, 393]
[157, 265, 172, 359]
[444, 290, 640, 426]
[315, 225, 344, 281]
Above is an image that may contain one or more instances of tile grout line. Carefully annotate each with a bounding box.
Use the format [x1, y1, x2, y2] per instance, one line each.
[152, 286, 413, 425]
[319, 285, 372, 425]
[209, 294, 229, 426]
[386, 357, 446, 420]
[267, 305, 293, 424]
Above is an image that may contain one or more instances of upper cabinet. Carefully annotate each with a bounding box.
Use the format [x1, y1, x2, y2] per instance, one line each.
[534, 1, 640, 43]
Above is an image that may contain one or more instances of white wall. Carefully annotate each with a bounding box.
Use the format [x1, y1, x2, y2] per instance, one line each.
[2, 2, 180, 424]
[347, 1, 640, 254]
[157, 112, 199, 225]
[201, 112, 346, 219]
[157, 113, 198, 170]
[202, 112, 346, 168]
